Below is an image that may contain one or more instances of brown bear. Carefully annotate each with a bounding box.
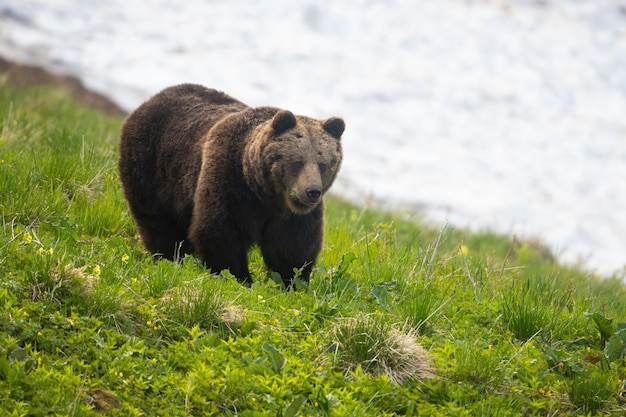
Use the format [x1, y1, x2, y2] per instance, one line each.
[118, 84, 344, 286]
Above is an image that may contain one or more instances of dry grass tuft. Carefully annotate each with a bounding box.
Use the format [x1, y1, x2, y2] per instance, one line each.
[328, 315, 435, 384]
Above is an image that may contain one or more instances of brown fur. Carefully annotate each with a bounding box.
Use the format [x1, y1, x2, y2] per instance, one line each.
[118, 84, 344, 286]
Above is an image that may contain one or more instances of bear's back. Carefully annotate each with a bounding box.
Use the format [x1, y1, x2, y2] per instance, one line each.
[118, 84, 249, 231]
[121, 84, 247, 149]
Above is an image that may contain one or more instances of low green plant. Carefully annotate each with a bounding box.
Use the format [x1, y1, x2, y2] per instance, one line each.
[452, 340, 506, 388]
[585, 311, 626, 364]
[396, 279, 450, 335]
[569, 369, 617, 414]
[501, 287, 550, 341]
[499, 273, 576, 342]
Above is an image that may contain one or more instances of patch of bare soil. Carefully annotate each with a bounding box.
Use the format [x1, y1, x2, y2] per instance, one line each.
[0, 56, 127, 117]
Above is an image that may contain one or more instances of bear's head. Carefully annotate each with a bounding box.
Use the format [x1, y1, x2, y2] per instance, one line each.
[245, 110, 345, 215]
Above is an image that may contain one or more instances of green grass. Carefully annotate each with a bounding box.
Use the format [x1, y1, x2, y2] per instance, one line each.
[1, 78, 625, 416]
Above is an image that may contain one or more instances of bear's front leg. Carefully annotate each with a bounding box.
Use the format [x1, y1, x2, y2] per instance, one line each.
[197, 236, 252, 284]
[260, 211, 323, 287]
[188, 217, 252, 284]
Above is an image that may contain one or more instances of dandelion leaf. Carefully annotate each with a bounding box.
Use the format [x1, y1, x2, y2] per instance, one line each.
[283, 394, 306, 417]
[605, 325, 626, 363]
[262, 343, 286, 374]
[584, 311, 615, 345]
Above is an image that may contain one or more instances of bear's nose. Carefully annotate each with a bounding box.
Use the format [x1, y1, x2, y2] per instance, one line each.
[305, 185, 322, 203]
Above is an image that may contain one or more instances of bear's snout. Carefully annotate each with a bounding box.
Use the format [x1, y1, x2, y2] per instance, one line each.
[305, 185, 322, 205]
[295, 164, 323, 208]
[288, 163, 324, 213]
[305, 185, 322, 203]
[291, 182, 322, 212]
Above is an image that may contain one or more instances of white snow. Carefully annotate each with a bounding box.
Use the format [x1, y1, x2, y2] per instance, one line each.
[1, 0, 625, 277]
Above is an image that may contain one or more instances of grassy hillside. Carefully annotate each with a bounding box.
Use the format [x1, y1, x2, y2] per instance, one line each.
[1, 79, 625, 416]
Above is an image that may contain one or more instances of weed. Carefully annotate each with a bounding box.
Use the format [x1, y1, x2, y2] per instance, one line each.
[569, 369, 616, 414]
[501, 289, 549, 341]
[499, 274, 573, 341]
[396, 277, 451, 335]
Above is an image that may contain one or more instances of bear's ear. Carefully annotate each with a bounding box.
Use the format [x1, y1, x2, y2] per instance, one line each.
[271, 110, 297, 134]
[322, 117, 345, 139]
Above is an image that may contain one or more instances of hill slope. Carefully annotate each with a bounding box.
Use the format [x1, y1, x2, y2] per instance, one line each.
[0, 80, 625, 416]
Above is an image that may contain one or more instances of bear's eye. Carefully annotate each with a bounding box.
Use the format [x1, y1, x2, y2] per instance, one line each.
[269, 154, 283, 164]
[318, 163, 329, 173]
[291, 161, 304, 171]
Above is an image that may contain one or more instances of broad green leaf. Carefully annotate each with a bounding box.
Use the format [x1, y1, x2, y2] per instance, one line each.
[8, 348, 29, 362]
[370, 283, 392, 307]
[283, 395, 306, 417]
[605, 326, 626, 362]
[584, 311, 615, 345]
[262, 343, 286, 374]
[334, 252, 356, 279]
